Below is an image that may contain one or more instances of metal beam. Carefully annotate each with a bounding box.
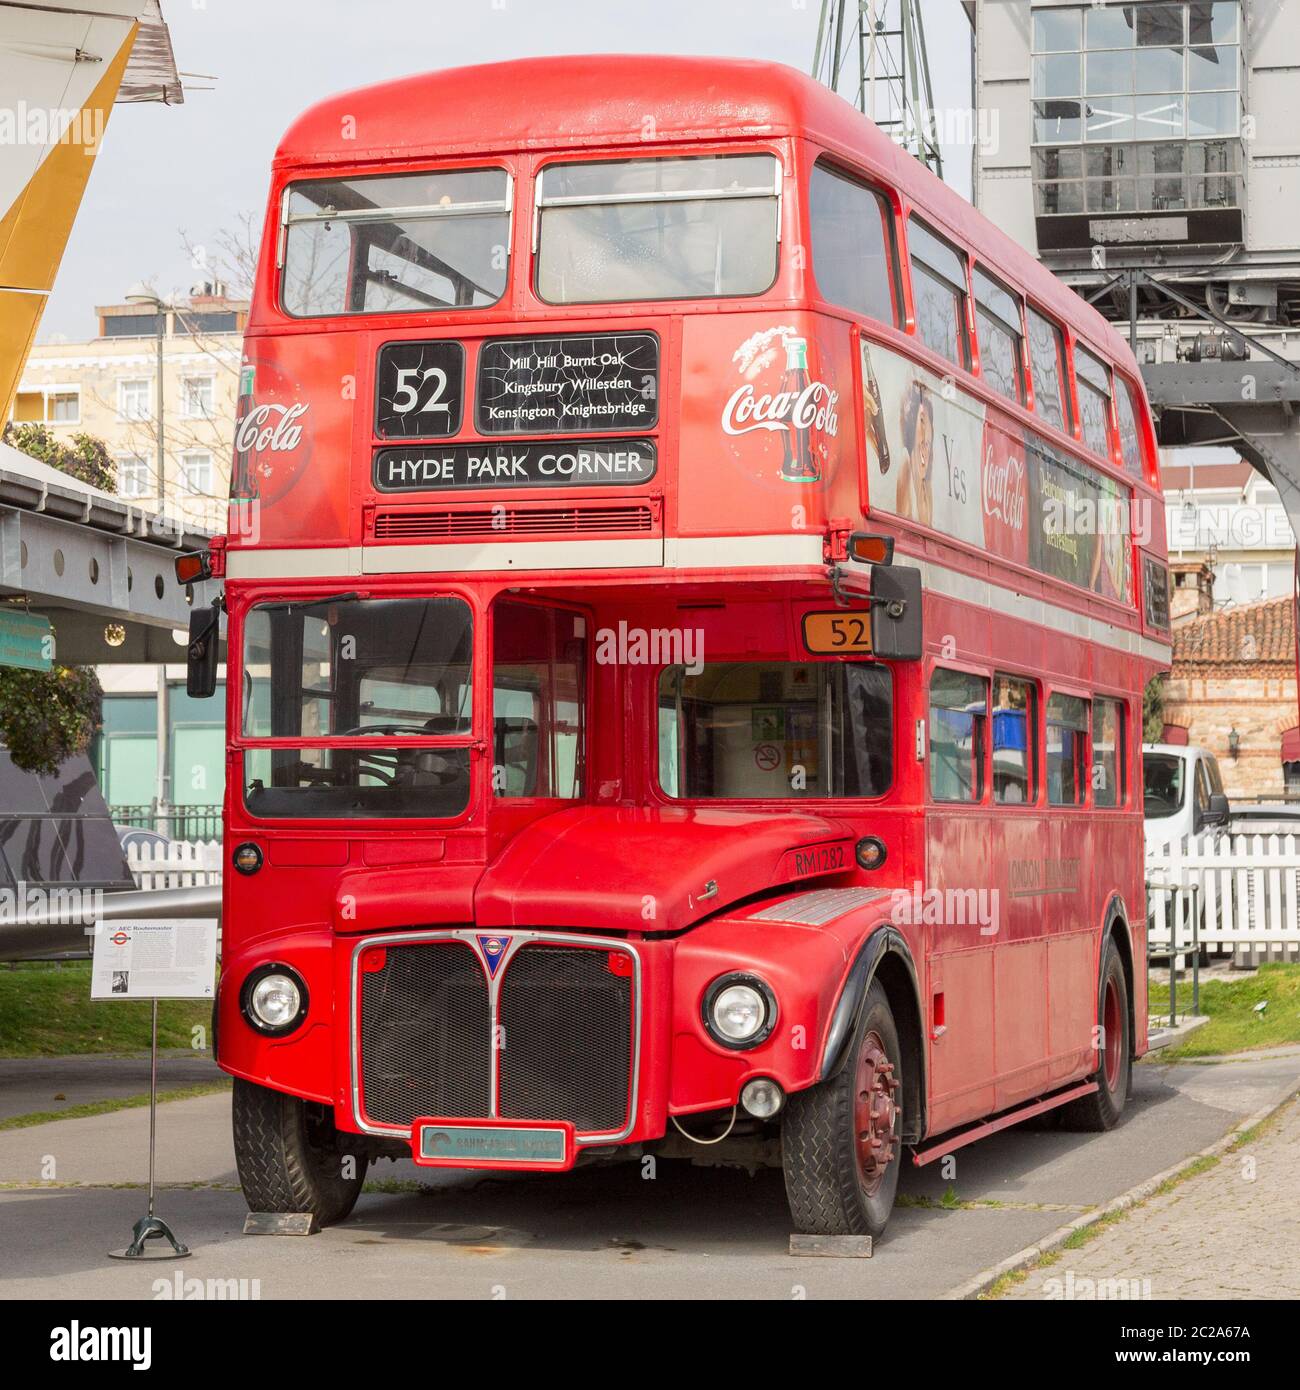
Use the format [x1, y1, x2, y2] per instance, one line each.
[1144, 362, 1300, 408]
[0, 504, 220, 630]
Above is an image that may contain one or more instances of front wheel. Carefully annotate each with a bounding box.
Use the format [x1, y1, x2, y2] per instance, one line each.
[232, 1078, 369, 1226]
[782, 980, 903, 1238]
[1059, 934, 1131, 1132]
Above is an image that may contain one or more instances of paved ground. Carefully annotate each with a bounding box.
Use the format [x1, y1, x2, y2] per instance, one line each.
[0, 1051, 219, 1122]
[2, 1047, 1296, 1299]
[1003, 1095, 1300, 1301]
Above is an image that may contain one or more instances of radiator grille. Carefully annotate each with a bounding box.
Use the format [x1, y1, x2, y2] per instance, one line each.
[356, 937, 635, 1135]
[371, 503, 655, 539]
[359, 941, 490, 1126]
[498, 945, 633, 1132]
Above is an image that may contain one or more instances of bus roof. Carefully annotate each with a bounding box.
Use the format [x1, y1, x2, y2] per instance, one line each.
[273, 53, 1140, 378]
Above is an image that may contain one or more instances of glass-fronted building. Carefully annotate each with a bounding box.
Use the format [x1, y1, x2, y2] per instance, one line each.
[95, 679, 225, 841]
[1030, 1, 1245, 249]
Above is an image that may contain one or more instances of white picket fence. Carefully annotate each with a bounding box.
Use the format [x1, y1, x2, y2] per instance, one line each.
[125, 839, 223, 891]
[1147, 831, 1300, 963]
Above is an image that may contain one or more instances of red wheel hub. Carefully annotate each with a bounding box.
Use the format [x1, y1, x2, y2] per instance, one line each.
[854, 1030, 900, 1196]
[1103, 976, 1123, 1091]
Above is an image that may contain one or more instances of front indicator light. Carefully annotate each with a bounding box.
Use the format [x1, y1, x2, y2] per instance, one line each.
[741, 1078, 785, 1119]
[232, 842, 263, 875]
[703, 973, 778, 1049]
[241, 964, 308, 1036]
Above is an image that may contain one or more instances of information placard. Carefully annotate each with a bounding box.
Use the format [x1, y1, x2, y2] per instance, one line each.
[476, 332, 658, 434]
[90, 919, 218, 1001]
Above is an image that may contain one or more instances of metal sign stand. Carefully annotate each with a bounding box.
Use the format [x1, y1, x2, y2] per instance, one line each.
[108, 999, 191, 1261]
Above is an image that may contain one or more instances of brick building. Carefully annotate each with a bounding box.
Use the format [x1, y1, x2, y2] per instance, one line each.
[1164, 595, 1299, 800]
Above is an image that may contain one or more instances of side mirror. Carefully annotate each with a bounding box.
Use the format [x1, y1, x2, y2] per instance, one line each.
[1201, 791, 1230, 828]
[186, 599, 221, 698]
[870, 564, 923, 661]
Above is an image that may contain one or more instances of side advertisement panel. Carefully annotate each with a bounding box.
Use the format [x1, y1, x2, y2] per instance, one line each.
[860, 336, 1133, 606]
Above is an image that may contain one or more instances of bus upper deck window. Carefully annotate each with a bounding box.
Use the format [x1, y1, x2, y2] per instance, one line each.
[1115, 374, 1145, 478]
[535, 153, 780, 304]
[973, 266, 1024, 404]
[1027, 305, 1071, 433]
[906, 216, 969, 369]
[281, 167, 511, 317]
[809, 162, 898, 325]
[1075, 345, 1113, 459]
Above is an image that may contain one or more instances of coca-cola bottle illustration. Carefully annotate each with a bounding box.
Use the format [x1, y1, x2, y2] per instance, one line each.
[778, 336, 820, 484]
[863, 347, 891, 475]
[231, 363, 258, 499]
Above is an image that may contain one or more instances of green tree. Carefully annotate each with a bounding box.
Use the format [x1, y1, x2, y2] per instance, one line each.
[2, 421, 116, 493]
[0, 423, 113, 772]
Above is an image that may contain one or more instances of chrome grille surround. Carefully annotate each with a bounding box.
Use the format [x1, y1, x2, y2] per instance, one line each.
[349, 928, 642, 1146]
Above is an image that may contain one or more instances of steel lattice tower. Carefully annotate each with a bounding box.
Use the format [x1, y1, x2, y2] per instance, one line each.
[812, 0, 944, 178]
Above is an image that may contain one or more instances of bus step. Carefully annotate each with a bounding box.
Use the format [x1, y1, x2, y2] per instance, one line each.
[909, 1081, 1099, 1167]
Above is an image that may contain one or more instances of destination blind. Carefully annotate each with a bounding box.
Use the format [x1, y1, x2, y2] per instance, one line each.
[373, 438, 657, 491]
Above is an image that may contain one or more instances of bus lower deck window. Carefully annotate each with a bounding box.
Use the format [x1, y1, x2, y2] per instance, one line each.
[993, 675, 1037, 803]
[1092, 698, 1126, 808]
[658, 661, 891, 800]
[1046, 693, 1090, 806]
[535, 153, 779, 304]
[929, 669, 988, 803]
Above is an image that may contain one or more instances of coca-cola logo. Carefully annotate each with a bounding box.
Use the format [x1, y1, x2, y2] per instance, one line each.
[722, 381, 840, 438]
[234, 402, 309, 454]
[983, 444, 1026, 531]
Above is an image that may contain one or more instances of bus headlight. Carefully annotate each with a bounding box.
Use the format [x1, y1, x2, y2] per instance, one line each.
[703, 973, 777, 1049]
[241, 964, 308, 1036]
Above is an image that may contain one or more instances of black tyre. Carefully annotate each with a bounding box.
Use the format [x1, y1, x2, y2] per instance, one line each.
[1059, 934, 1131, 1132]
[782, 980, 903, 1238]
[232, 1077, 368, 1226]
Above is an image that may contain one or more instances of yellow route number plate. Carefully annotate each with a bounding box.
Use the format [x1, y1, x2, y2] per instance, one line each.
[802, 611, 872, 655]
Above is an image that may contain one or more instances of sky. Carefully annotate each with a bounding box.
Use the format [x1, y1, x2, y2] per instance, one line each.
[41, 0, 976, 340]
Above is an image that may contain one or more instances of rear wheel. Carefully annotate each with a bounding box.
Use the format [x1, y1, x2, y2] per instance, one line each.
[232, 1077, 369, 1226]
[1059, 934, 1130, 1132]
[782, 980, 903, 1237]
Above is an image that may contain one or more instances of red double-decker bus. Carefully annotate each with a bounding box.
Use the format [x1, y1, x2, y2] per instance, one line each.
[180, 55, 1172, 1240]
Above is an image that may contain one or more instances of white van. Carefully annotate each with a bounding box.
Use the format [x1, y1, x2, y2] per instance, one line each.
[1143, 743, 1231, 853]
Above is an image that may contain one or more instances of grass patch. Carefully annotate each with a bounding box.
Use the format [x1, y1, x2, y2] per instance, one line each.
[0, 1079, 230, 1131]
[1150, 962, 1300, 1058]
[0, 961, 211, 1057]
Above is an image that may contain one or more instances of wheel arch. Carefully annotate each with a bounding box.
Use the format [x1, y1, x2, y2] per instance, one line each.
[818, 926, 926, 1144]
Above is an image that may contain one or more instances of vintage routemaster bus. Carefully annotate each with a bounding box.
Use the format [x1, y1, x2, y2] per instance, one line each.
[180, 55, 1172, 1240]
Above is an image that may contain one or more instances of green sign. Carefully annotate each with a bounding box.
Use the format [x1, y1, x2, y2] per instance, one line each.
[0, 610, 53, 671]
